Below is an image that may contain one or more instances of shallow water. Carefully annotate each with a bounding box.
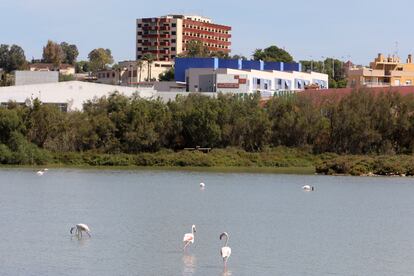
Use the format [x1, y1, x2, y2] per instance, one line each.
[0, 169, 413, 275]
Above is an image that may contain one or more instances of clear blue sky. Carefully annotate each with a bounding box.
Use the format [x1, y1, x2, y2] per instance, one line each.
[1, 0, 413, 65]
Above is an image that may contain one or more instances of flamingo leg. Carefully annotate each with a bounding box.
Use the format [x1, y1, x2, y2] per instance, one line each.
[183, 241, 190, 250]
[87, 231, 91, 237]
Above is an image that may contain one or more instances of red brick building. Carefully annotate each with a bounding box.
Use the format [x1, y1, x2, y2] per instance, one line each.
[136, 15, 231, 61]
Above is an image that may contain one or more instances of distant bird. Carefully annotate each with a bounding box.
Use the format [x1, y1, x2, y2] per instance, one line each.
[183, 225, 196, 250]
[36, 168, 48, 176]
[302, 185, 315, 191]
[220, 232, 232, 268]
[199, 182, 205, 189]
[70, 223, 91, 238]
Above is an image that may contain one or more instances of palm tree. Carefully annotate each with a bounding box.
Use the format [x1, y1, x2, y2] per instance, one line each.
[136, 60, 143, 83]
[142, 53, 155, 81]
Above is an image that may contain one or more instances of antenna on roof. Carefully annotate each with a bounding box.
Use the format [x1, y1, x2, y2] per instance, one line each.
[395, 41, 399, 58]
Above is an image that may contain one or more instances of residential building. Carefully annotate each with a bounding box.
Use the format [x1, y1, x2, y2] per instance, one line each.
[348, 53, 414, 88]
[136, 15, 231, 61]
[28, 63, 76, 76]
[175, 58, 328, 95]
[95, 60, 174, 85]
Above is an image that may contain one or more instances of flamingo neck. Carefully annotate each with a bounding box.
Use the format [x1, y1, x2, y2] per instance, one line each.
[224, 235, 229, 247]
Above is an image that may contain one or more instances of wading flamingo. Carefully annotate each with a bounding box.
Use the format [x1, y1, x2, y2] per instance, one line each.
[70, 223, 91, 238]
[36, 168, 48, 176]
[302, 185, 315, 191]
[183, 225, 196, 250]
[220, 232, 232, 268]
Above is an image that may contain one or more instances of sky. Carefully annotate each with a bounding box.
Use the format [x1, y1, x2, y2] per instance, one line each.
[1, 0, 413, 65]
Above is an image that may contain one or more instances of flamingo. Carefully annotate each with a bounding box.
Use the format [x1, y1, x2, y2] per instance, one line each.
[183, 225, 196, 250]
[70, 223, 91, 238]
[199, 182, 205, 189]
[302, 185, 315, 191]
[36, 168, 48, 176]
[220, 232, 232, 268]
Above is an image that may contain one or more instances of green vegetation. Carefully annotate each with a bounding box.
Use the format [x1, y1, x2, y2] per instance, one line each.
[88, 48, 114, 72]
[253, 45, 294, 63]
[300, 58, 348, 88]
[1, 89, 414, 175]
[0, 44, 27, 73]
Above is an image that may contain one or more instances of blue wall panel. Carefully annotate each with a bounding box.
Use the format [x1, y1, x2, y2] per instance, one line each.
[264, 62, 283, 71]
[241, 60, 264, 70]
[174, 58, 218, 82]
[218, 58, 242, 69]
[283, 62, 301, 72]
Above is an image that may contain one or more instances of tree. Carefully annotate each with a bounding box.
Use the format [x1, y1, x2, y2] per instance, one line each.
[159, 67, 174, 81]
[253, 45, 293, 62]
[88, 48, 113, 72]
[210, 51, 229, 59]
[142, 53, 155, 81]
[0, 44, 27, 72]
[180, 40, 210, 58]
[60, 42, 79, 65]
[75, 61, 90, 73]
[136, 60, 143, 82]
[42, 40, 64, 68]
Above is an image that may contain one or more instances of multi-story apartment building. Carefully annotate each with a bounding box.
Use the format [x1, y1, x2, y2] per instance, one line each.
[136, 15, 231, 61]
[348, 53, 414, 88]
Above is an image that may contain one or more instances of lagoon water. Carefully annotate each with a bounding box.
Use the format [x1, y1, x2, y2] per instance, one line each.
[0, 169, 413, 276]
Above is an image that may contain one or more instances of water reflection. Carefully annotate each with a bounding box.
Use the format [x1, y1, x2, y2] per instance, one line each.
[182, 254, 196, 275]
[70, 235, 91, 248]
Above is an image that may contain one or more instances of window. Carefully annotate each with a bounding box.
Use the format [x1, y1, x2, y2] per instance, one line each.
[137, 32, 142, 35]
[172, 23, 176, 27]
[137, 40, 142, 43]
[137, 24, 142, 27]
[171, 47, 176, 51]
[171, 39, 176, 43]
[137, 47, 142, 51]
[172, 31, 176, 35]
[112, 72, 115, 77]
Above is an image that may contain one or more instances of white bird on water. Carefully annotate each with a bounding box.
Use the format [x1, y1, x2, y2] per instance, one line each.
[302, 185, 315, 191]
[220, 232, 232, 268]
[36, 168, 48, 176]
[183, 225, 196, 250]
[199, 182, 205, 189]
[70, 223, 91, 238]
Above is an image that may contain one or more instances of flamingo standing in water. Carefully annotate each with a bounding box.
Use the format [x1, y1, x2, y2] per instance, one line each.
[36, 168, 48, 176]
[70, 223, 91, 238]
[183, 225, 196, 250]
[220, 232, 232, 268]
[302, 185, 315, 191]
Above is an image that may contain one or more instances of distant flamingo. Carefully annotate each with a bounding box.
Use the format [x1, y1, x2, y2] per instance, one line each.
[302, 185, 315, 191]
[220, 232, 232, 268]
[70, 223, 91, 238]
[199, 182, 205, 189]
[183, 225, 196, 250]
[36, 168, 48, 176]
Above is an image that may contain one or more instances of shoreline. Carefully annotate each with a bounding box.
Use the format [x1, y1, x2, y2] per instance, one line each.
[0, 164, 315, 175]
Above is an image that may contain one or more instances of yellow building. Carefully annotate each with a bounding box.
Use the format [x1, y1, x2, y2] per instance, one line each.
[348, 53, 414, 88]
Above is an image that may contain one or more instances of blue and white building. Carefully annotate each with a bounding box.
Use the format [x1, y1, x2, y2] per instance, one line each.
[175, 58, 328, 95]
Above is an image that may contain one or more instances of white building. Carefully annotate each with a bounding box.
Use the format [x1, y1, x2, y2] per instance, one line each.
[0, 81, 207, 112]
[186, 68, 329, 96]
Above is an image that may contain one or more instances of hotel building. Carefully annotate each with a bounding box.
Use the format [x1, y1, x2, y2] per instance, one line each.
[136, 15, 231, 61]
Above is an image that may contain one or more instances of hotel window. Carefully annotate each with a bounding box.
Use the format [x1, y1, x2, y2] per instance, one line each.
[171, 39, 176, 43]
[172, 31, 176, 35]
[137, 24, 142, 27]
[172, 23, 176, 27]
